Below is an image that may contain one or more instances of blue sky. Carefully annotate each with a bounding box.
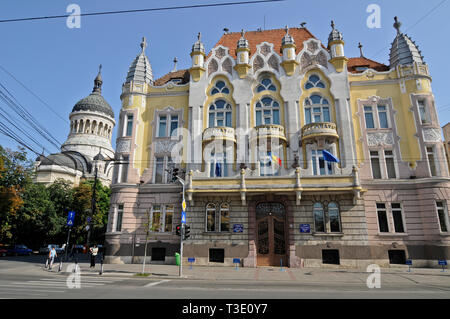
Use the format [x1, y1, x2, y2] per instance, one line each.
[0, 0, 449, 156]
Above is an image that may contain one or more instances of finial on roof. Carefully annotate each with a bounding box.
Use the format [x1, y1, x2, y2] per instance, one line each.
[285, 25, 289, 34]
[241, 29, 245, 37]
[331, 20, 335, 30]
[172, 57, 178, 72]
[358, 42, 364, 58]
[393, 16, 402, 34]
[300, 22, 307, 28]
[140, 37, 147, 52]
[93, 64, 103, 94]
[198, 32, 201, 41]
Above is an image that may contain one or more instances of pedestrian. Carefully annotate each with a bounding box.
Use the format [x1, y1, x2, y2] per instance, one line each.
[48, 247, 57, 270]
[90, 244, 98, 268]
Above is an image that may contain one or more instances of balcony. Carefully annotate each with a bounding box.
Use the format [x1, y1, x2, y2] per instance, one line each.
[301, 122, 339, 143]
[202, 127, 236, 145]
[249, 124, 287, 145]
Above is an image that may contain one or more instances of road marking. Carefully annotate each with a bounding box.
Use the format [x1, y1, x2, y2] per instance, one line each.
[27, 280, 105, 286]
[144, 280, 170, 287]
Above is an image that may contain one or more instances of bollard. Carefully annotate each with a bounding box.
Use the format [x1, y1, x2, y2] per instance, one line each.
[280, 258, 284, 272]
[99, 259, 103, 275]
[58, 259, 63, 272]
[73, 258, 78, 273]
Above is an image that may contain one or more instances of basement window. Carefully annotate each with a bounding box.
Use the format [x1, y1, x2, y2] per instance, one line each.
[322, 249, 340, 265]
[209, 248, 225, 263]
[151, 248, 166, 261]
[388, 250, 406, 265]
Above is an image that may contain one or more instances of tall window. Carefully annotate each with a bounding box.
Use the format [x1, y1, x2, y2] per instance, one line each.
[304, 95, 330, 124]
[209, 100, 232, 127]
[370, 151, 382, 179]
[116, 204, 124, 232]
[426, 146, 437, 176]
[377, 106, 388, 129]
[150, 205, 174, 233]
[154, 157, 164, 183]
[164, 205, 174, 233]
[206, 204, 216, 232]
[255, 97, 280, 126]
[220, 203, 230, 232]
[158, 114, 179, 137]
[158, 116, 167, 137]
[313, 203, 325, 233]
[391, 203, 405, 233]
[125, 114, 133, 137]
[385, 150, 396, 179]
[256, 77, 277, 92]
[210, 152, 229, 178]
[154, 156, 173, 184]
[170, 115, 178, 135]
[152, 205, 162, 232]
[364, 105, 389, 129]
[328, 202, 341, 233]
[304, 74, 326, 89]
[377, 203, 389, 233]
[364, 106, 375, 129]
[211, 80, 230, 95]
[120, 155, 129, 183]
[259, 151, 281, 177]
[436, 201, 449, 233]
[311, 149, 333, 176]
[418, 100, 428, 123]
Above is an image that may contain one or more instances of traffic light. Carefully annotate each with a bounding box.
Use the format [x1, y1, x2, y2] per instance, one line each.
[184, 225, 191, 240]
[172, 168, 179, 182]
[175, 224, 181, 236]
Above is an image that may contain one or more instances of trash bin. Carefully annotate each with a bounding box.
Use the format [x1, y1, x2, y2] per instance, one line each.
[175, 253, 180, 266]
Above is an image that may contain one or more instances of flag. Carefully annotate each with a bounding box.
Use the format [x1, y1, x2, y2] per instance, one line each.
[268, 152, 282, 166]
[322, 150, 340, 163]
[215, 162, 221, 177]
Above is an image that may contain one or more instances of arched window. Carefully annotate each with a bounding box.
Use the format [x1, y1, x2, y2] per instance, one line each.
[206, 204, 216, 232]
[211, 80, 230, 95]
[256, 77, 277, 92]
[304, 74, 326, 89]
[328, 202, 341, 233]
[255, 97, 280, 126]
[304, 95, 330, 124]
[209, 100, 232, 127]
[313, 203, 325, 233]
[220, 203, 230, 232]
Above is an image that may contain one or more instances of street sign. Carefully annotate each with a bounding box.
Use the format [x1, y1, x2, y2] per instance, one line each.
[233, 258, 241, 264]
[438, 260, 447, 266]
[182, 200, 186, 212]
[67, 211, 75, 227]
[188, 258, 195, 263]
[406, 259, 412, 266]
[233, 224, 244, 233]
[300, 224, 311, 233]
[181, 211, 186, 224]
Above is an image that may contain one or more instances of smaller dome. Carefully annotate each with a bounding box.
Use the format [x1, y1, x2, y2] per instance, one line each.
[328, 21, 343, 45]
[237, 30, 249, 49]
[192, 32, 205, 53]
[282, 26, 295, 46]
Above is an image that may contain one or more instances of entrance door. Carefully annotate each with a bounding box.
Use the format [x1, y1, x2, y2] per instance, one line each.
[256, 203, 287, 267]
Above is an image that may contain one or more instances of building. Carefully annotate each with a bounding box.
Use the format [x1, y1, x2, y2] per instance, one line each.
[34, 67, 116, 186]
[444, 123, 450, 173]
[105, 17, 450, 268]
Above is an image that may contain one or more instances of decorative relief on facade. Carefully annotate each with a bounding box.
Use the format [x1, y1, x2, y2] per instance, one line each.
[367, 132, 394, 146]
[268, 54, 279, 71]
[260, 43, 272, 56]
[215, 47, 226, 60]
[154, 139, 178, 154]
[307, 41, 319, 54]
[222, 58, 233, 75]
[423, 128, 442, 142]
[208, 59, 219, 76]
[116, 139, 131, 153]
[253, 55, 265, 72]
[300, 51, 328, 70]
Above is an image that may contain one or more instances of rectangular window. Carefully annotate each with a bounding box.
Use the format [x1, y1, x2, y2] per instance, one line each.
[329, 207, 341, 233]
[164, 205, 174, 233]
[322, 250, 340, 265]
[152, 205, 162, 232]
[378, 105, 388, 128]
[427, 146, 437, 176]
[256, 110, 262, 126]
[314, 207, 325, 233]
[272, 109, 280, 125]
[158, 116, 167, 137]
[226, 112, 232, 127]
[418, 100, 428, 123]
[312, 149, 332, 176]
[388, 250, 406, 265]
[436, 202, 449, 232]
[170, 115, 178, 136]
[155, 157, 164, 183]
[151, 248, 166, 261]
[364, 106, 375, 129]
[323, 107, 330, 122]
[391, 203, 405, 233]
[120, 156, 129, 183]
[370, 151, 382, 179]
[125, 114, 133, 137]
[209, 248, 224, 263]
[377, 203, 389, 233]
[385, 150, 396, 179]
[206, 205, 216, 232]
[220, 205, 230, 232]
[116, 204, 124, 232]
[305, 108, 311, 125]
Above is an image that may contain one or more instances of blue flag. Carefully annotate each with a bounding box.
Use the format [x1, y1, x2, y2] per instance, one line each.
[215, 162, 221, 177]
[322, 150, 340, 163]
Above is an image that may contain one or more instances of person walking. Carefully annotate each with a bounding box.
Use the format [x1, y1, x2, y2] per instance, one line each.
[89, 244, 98, 268]
[48, 247, 57, 270]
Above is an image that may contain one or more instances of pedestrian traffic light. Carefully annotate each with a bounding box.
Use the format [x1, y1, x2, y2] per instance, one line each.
[175, 224, 181, 236]
[184, 225, 190, 240]
[172, 168, 179, 182]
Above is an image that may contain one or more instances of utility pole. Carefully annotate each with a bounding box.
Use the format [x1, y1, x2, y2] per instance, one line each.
[172, 167, 186, 278]
[86, 164, 98, 250]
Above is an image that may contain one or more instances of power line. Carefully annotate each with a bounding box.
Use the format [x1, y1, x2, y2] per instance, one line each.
[0, 1, 285, 23]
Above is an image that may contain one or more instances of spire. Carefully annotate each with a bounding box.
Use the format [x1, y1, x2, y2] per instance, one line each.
[237, 29, 249, 49]
[140, 36, 147, 52]
[93, 64, 103, 94]
[282, 25, 295, 46]
[126, 37, 154, 84]
[393, 16, 402, 34]
[358, 42, 364, 58]
[172, 57, 178, 72]
[328, 20, 343, 46]
[389, 16, 424, 68]
[192, 32, 205, 53]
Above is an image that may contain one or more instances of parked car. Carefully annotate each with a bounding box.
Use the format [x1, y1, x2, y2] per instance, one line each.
[0, 247, 7, 257]
[7, 244, 32, 256]
[39, 244, 64, 255]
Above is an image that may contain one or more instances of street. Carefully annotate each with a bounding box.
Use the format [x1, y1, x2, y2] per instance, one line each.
[0, 255, 449, 299]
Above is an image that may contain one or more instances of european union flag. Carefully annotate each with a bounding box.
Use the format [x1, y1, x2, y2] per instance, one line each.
[322, 150, 340, 163]
[215, 162, 222, 177]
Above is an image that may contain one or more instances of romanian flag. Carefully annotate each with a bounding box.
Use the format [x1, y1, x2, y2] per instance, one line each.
[269, 152, 282, 166]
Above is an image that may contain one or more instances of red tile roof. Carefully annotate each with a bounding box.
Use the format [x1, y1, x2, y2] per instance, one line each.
[209, 27, 319, 58]
[154, 69, 190, 86]
[347, 57, 389, 73]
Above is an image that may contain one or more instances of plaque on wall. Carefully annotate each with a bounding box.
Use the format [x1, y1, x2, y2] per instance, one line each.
[233, 224, 244, 233]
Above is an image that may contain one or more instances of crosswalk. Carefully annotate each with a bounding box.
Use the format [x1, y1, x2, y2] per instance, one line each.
[0, 275, 127, 298]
